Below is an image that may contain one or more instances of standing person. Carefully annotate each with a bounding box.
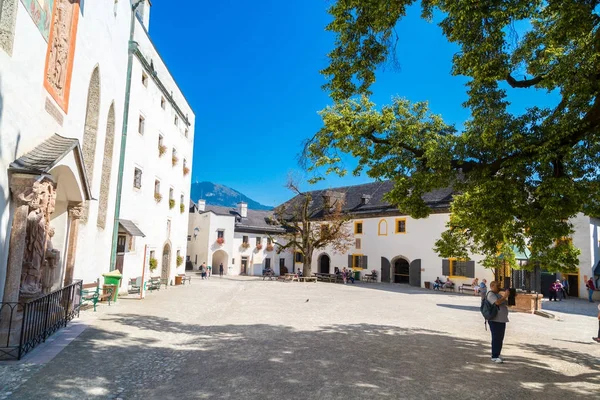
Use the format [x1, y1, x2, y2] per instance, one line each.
[587, 277, 596, 303]
[207, 264, 211, 278]
[200, 263, 206, 280]
[486, 281, 510, 363]
[561, 276, 569, 299]
[593, 304, 600, 343]
[549, 280, 562, 301]
[342, 268, 348, 284]
[479, 279, 488, 300]
[219, 263, 224, 277]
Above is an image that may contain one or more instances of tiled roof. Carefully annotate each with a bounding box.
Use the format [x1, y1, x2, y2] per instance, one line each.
[193, 204, 284, 233]
[279, 180, 453, 219]
[9, 134, 92, 200]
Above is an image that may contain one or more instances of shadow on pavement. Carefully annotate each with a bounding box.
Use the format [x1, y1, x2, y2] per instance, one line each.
[9, 314, 600, 399]
[436, 303, 481, 312]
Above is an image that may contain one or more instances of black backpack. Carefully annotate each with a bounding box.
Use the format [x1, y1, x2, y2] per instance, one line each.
[480, 294, 499, 329]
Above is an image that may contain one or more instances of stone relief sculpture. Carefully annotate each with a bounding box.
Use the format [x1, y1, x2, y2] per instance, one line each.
[44, 0, 78, 112]
[20, 180, 56, 299]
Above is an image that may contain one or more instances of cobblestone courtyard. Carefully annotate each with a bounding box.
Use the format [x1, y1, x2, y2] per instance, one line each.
[2, 277, 599, 399]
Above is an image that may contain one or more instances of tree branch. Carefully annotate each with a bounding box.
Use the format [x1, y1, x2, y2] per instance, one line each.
[506, 74, 544, 88]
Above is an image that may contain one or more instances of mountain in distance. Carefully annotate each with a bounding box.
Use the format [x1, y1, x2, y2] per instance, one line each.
[190, 181, 273, 211]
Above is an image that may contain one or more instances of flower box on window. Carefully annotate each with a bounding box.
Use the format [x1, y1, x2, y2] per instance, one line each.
[216, 237, 225, 245]
[241, 242, 250, 249]
[149, 257, 158, 271]
[183, 166, 190, 176]
[180, 203, 185, 213]
[172, 155, 179, 166]
[266, 244, 274, 252]
[256, 243, 263, 250]
[154, 193, 162, 203]
[169, 199, 175, 209]
[158, 144, 167, 157]
[176, 255, 184, 267]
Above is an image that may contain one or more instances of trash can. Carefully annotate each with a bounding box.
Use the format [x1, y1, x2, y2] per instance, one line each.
[102, 270, 122, 302]
[103, 284, 117, 302]
[175, 275, 182, 285]
[354, 271, 360, 281]
[424, 281, 431, 289]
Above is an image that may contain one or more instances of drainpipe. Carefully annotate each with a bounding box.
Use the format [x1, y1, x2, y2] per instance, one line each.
[109, 0, 145, 271]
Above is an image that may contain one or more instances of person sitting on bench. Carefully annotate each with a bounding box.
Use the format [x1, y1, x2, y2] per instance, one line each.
[433, 277, 444, 290]
[443, 278, 454, 290]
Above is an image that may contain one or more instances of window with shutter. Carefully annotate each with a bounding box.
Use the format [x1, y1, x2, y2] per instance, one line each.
[362, 255, 368, 269]
[355, 238, 361, 249]
[442, 259, 450, 276]
[354, 221, 363, 234]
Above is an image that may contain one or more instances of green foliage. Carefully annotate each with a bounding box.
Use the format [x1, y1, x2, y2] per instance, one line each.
[169, 199, 176, 209]
[307, 0, 598, 272]
[149, 257, 158, 272]
[176, 255, 184, 267]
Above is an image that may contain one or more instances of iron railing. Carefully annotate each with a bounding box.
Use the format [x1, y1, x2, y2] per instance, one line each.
[0, 280, 83, 360]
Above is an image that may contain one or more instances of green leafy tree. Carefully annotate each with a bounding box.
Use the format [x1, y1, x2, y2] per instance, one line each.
[305, 0, 599, 272]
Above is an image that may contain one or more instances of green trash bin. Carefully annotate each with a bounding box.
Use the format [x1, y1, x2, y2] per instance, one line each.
[102, 270, 122, 302]
[354, 271, 361, 282]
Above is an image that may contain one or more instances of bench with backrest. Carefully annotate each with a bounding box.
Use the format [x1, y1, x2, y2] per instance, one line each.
[160, 278, 169, 289]
[81, 279, 113, 312]
[177, 274, 192, 285]
[459, 284, 476, 294]
[145, 276, 161, 292]
[298, 276, 317, 283]
[441, 283, 455, 292]
[129, 277, 141, 294]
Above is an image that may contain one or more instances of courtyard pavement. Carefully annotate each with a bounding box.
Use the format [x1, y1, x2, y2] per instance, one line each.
[2, 276, 600, 399]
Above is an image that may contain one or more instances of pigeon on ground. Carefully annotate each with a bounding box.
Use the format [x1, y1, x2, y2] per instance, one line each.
[305, 299, 309, 302]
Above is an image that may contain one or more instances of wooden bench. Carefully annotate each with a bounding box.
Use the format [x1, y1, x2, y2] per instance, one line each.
[363, 274, 377, 283]
[81, 279, 113, 312]
[177, 274, 192, 285]
[459, 284, 476, 294]
[441, 284, 455, 292]
[298, 276, 317, 283]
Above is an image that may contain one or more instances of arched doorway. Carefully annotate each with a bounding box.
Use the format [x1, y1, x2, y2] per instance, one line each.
[162, 243, 171, 282]
[319, 254, 330, 274]
[211, 250, 229, 275]
[393, 258, 410, 284]
[97, 102, 115, 229]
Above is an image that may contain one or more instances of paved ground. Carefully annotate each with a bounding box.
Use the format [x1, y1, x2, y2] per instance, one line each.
[2, 277, 600, 399]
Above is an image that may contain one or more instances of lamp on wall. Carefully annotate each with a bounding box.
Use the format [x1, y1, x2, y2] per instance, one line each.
[193, 227, 199, 239]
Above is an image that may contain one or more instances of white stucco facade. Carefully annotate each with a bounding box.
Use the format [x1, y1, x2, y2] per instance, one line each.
[0, 1, 194, 299]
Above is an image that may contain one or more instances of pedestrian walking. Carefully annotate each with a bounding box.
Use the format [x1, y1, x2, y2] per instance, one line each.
[219, 262, 224, 277]
[479, 279, 488, 300]
[561, 277, 569, 299]
[549, 280, 563, 301]
[200, 262, 207, 280]
[486, 281, 510, 363]
[587, 277, 596, 302]
[593, 304, 600, 343]
[207, 264, 211, 278]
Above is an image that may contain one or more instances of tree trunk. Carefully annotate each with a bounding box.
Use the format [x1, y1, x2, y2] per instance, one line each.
[303, 250, 313, 277]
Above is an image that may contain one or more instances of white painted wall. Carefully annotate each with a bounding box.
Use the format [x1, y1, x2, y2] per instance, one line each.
[0, 1, 195, 298]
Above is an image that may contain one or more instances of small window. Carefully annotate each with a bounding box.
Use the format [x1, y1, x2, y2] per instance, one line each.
[396, 218, 407, 234]
[169, 187, 174, 200]
[134, 168, 142, 189]
[354, 221, 363, 235]
[355, 238, 361, 249]
[142, 71, 148, 87]
[243, 236, 248, 244]
[167, 219, 171, 236]
[256, 237, 261, 246]
[187, 235, 192, 241]
[183, 159, 187, 169]
[154, 179, 160, 194]
[450, 259, 469, 277]
[158, 135, 163, 146]
[150, 250, 155, 260]
[161, 96, 166, 109]
[138, 115, 145, 135]
[174, 115, 179, 126]
[180, 194, 184, 204]
[267, 237, 272, 245]
[185, 128, 189, 138]
[217, 230, 225, 239]
[295, 252, 304, 263]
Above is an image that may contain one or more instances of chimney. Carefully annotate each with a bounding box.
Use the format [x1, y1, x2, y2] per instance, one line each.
[197, 199, 206, 212]
[361, 194, 372, 205]
[237, 202, 248, 218]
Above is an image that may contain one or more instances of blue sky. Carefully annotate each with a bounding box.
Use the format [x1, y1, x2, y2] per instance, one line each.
[149, 1, 557, 206]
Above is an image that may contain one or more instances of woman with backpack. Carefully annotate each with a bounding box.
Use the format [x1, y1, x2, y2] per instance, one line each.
[486, 281, 510, 363]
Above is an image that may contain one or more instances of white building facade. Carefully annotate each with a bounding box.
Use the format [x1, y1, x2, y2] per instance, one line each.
[0, 0, 194, 301]
[187, 201, 293, 276]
